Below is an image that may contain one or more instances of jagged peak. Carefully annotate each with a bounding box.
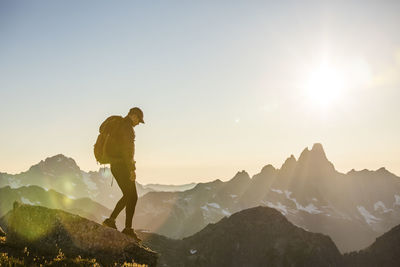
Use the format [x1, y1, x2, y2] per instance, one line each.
[298, 143, 328, 162]
[44, 154, 75, 163]
[311, 143, 327, 157]
[299, 147, 310, 159]
[376, 167, 396, 176]
[231, 170, 251, 181]
[311, 143, 324, 152]
[377, 167, 387, 172]
[347, 168, 356, 174]
[260, 164, 276, 174]
[30, 154, 81, 173]
[280, 154, 297, 170]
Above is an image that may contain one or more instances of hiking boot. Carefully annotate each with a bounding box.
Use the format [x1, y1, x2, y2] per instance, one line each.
[121, 228, 142, 243]
[102, 218, 117, 230]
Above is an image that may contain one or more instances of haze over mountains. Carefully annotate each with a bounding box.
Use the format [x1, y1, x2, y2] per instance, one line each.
[1, 143, 399, 253]
[0, 154, 196, 210]
[133, 143, 400, 252]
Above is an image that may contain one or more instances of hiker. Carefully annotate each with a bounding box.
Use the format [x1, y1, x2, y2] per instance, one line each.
[94, 107, 144, 242]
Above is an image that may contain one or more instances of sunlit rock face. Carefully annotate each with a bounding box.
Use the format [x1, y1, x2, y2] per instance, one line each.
[138, 206, 343, 267]
[0, 202, 158, 266]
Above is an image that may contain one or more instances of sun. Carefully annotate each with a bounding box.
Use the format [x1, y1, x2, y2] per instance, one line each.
[305, 63, 345, 109]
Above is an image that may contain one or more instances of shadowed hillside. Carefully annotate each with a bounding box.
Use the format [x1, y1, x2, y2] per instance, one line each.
[138, 206, 343, 267]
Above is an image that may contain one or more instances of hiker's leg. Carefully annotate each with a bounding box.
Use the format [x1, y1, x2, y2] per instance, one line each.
[111, 161, 137, 228]
[110, 195, 126, 219]
[125, 181, 138, 228]
[109, 162, 129, 219]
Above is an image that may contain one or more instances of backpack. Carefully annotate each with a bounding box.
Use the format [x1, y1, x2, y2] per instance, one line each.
[94, 116, 123, 164]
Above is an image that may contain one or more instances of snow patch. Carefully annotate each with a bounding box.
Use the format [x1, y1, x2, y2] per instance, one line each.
[284, 190, 322, 214]
[394, 195, 400, 206]
[208, 203, 220, 209]
[7, 178, 22, 189]
[230, 194, 237, 198]
[357, 206, 381, 225]
[300, 203, 321, 214]
[20, 197, 35, 205]
[270, 188, 283, 194]
[374, 201, 393, 213]
[222, 209, 231, 216]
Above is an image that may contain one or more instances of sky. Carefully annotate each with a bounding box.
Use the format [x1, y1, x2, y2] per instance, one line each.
[1, 1, 400, 184]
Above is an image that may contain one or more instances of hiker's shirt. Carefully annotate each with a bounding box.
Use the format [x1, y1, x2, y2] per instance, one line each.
[120, 116, 135, 171]
[101, 115, 135, 172]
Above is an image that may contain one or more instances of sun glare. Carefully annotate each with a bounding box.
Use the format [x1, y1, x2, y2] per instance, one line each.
[306, 63, 345, 109]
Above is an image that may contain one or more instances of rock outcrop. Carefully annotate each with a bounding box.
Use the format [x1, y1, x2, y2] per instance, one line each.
[0, 202, 158, 266]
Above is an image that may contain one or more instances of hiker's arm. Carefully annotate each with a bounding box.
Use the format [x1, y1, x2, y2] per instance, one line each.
[121, 125, 135, 171]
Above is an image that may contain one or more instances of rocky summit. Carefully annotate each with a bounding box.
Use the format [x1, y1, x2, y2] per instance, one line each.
[0, 202, 158, 266]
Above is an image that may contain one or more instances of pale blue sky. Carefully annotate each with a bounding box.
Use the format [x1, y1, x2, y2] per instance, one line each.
[1, 1, 400, 184]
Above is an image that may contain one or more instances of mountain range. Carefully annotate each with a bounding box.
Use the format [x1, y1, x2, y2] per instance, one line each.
[132, 143, 400, 252]
[1, 143, 399, 253]
[0, 154, 196, 210]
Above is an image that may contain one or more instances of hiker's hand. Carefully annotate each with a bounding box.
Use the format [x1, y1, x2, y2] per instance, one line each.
[130, 170, 136, 181]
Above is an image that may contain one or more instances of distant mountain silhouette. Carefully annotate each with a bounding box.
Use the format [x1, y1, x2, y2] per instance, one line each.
[138, 206, 343, 266]
[0, 154, 197, 210]
[0, 203, 157, 266]
[132, 144, 400, 252]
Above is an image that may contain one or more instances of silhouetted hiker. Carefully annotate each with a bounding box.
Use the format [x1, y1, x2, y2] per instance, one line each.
[94, 107, 144, 242]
